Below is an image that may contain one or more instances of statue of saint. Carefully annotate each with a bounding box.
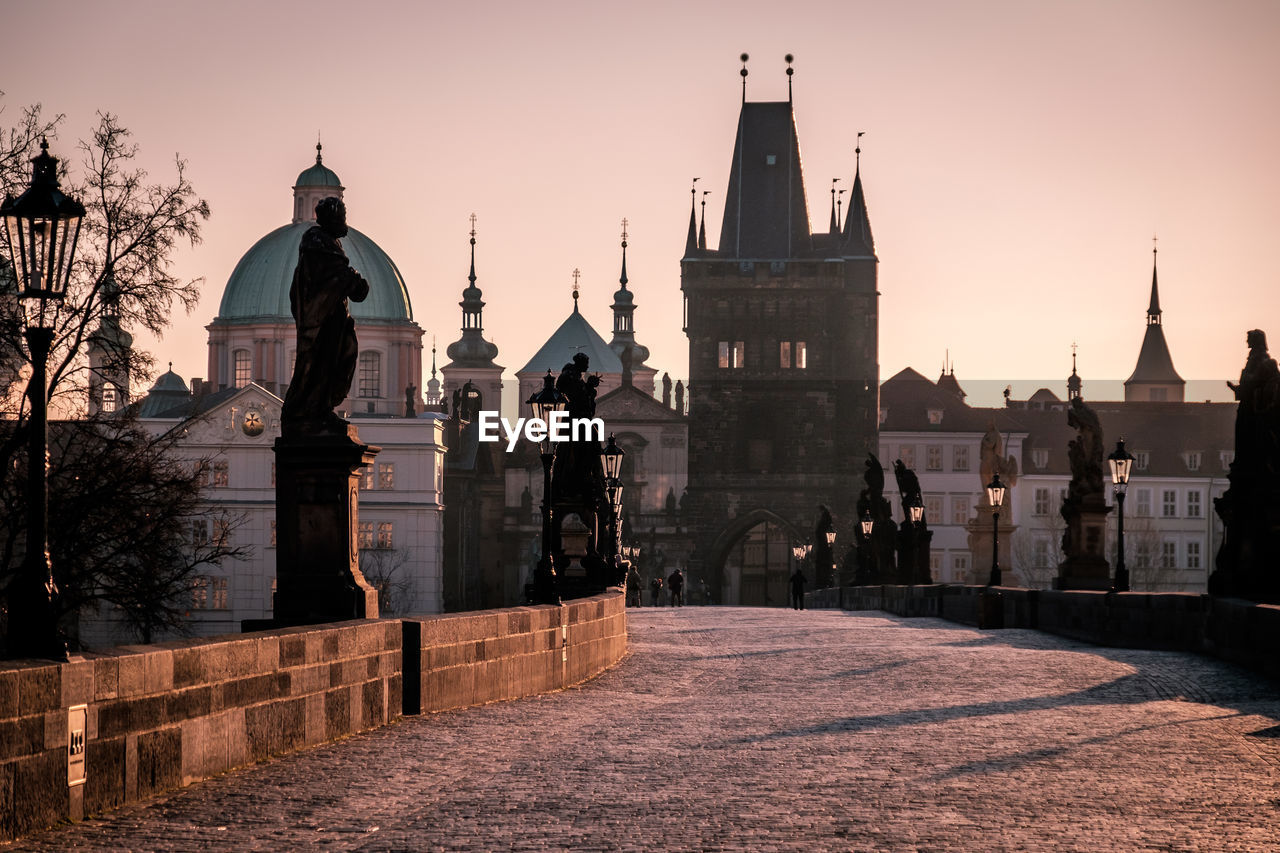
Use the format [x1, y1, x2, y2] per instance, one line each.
[979, 423, 1019, 493]
[1065, 397, 1105, 502]
[282, 197, 369, 435]
[551, 353, 604, 504]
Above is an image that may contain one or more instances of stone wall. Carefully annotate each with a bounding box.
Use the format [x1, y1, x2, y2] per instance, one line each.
[0, 591, 627, 843]
[811, 584, 1280, 680]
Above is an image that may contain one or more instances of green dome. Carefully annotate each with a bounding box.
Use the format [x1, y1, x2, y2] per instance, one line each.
[216, 223, 413, 323]
[295, 161, 342, 188]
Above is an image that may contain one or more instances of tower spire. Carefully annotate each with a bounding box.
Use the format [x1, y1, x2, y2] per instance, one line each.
[740, 53, 749, 103]
[685, 177, 700, 256]
[785, 53, 794, 103]
[619, 219, 629, 288]
[1147, 235, 1161, 323]
[699, 191, 709, 250]
[572, 268, 581, 314]
[468, 213, 477, 286]
[829, 178, 840, 233]
[842, 131, 874, 253]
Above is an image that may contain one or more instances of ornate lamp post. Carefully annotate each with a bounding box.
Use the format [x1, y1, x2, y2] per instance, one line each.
[526, 371, 567, 605]
[985, 473, 1006, 586]
[601, 433, 625, 581]
[907, 496, 925, 584]
[1108, 438, 1135, 592]
[2, 140, 84, 661]
[857, 510, 874, 585]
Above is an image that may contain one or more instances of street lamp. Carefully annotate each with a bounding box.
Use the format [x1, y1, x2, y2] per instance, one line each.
[526, 370, 567, 604]
[985, 473, 1006, 586]
[906, 495, 925, 584]
[601, 433, 625, 570]
[2, 139, 84, 661]
[1108, 438, 1135, 592]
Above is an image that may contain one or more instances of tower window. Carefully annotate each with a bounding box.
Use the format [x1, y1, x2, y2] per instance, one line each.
[779, 342, 791, 369]
[719, 341, 745, 369]
[233, 349, 251, 388]
[102, 385, 118, 413]
[795, 342, 806, 369]
[358, 351, 381, 398]
[765, 154, 777, 165]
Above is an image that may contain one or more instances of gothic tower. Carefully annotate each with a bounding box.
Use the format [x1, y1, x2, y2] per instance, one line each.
[1124, 244, 1184, 402]
[681, 58, 879, 604]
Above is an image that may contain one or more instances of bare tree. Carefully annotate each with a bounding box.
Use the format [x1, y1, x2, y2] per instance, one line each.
[359, 548, 414, 616]
[1010, 512, 1066, 589]
[0, 102, 218, 647]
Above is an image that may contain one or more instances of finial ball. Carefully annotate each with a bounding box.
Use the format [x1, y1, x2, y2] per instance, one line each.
[785, 53, 794, 63]
[740, 52, 749, 62]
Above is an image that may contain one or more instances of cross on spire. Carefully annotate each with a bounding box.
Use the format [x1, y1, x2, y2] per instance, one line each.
[572, 268, 581, 312]
[621, 218, 629, 243]
[470, 212, 477, 238]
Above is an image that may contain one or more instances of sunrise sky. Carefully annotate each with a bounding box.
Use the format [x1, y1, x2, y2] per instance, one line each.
[5, 0, 1278, 409]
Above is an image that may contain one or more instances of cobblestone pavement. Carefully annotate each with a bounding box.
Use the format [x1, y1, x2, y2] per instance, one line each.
[10, 608, 1280, 852]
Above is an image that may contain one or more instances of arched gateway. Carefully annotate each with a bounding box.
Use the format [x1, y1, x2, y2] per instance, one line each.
[707, 510, 805, 606]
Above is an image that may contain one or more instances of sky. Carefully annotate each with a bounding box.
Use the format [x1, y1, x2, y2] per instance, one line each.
[4, 0, 1278, 409]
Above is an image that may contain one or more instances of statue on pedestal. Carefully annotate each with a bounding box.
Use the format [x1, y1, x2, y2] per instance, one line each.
[851, 454, 896, 584]
[1055, 396, 1112, 590]
[1211, 330, 1280, 601]
[282, 197, 369, 436]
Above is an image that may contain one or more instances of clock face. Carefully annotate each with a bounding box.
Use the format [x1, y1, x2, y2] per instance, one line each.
[242, 408, 265, 437]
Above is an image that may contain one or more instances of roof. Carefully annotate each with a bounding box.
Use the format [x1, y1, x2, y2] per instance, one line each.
[879, 368, 993, 432]
[518, 307, 623, 376]
[1125, 324, 1184, 386]
[295, 147, 342, 188]
[717, 102, 811, 259]
[214, 223, 413, 323]
[137, 366, 192, 417]
[596, 382, 685, 423]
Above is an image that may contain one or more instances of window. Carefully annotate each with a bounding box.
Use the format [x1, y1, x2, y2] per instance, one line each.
[233, 349, 251, 388]
[779, 341, 791, 369]
[718, 341, 730, 368]
[1032, 449, 1049, 470]
[1135, 542, 1152, 569]
[1034, 487, 1051, 516]
[1186, 490, 1202, 518]
[102, 385, 118, 413]
[1185, 451, 1201, 472]
[378, 463, 395, 490]
[213, 518, 230, 547]
[1134, 451, 1150, 471]
[212, 460, 229, 488]
[191, 520, 208, 546]
[1187, 540, 1202, 569]
[269, 520, 277, 548]
[953, 446, 970, 472]
[899, 445, 915, 468]
[927, 409, 943, 425]
[1033, 537, 1051, 569]
[952, 554, 969, 574]
[951, 497, 969, 526]
[1135, 488, 1153, 518]
[1162, 489, 1177, 518]
[211, 577, 228, 610]
[358, 351, 381, 398]
[1161, 541, 1177, 569]
[195, 460, 210, 487]
[926, 446, 943, 471]
[733, 341, 745, 369]
[358, 521, 374, 549]
[377, 521, 394, 550]
[930, 553, 942, 575]
[191, 576, 209, 610]
[924, 495, 943, 522]
[1220, 450, 1234, 470]
[795, 342, 806, 369]
[361, 466, 375, 491]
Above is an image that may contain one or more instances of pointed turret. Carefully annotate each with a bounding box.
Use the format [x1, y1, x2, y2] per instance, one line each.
[684, 182, 699, 257]
[1124, 244, 1184, 402]
[87, 265, 134, 415]
[425, 336, 441, 406]
[698, 192, 708, 250]
[829, 179, 839, 234]
[1067, 346, 1082, 401]
[842, 142, 874, 255]
[717, 98, 811, 258]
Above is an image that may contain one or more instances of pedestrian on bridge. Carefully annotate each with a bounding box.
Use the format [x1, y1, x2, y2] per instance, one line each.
[649, 575, 664, 606]
[790, 567, 807, 610]
[668, 568, 685, 606]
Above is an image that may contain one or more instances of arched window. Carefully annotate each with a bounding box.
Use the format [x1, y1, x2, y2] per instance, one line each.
[233, 349, 252, 388]
[101, 385, 118, 413]
[358, 351, 381, 398]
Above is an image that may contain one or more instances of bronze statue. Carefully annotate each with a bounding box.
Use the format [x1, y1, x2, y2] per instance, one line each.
[979, 422, 1019, 495]
[1065, 397, 1105, 502]
[551, 353, 604, 504]
[282, 197, 369, 434]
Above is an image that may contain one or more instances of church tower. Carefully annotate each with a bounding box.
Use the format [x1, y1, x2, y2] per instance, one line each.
[1124, 244, 1184, 402]
[441, 218, 503, 416]
[681, 57, 879, 604]
[87, 268, 133, 416]
[607, 223, 657, 393]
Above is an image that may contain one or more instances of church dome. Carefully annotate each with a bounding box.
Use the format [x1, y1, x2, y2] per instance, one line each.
[295, 160, 341, 189]
[216, 223, 413, 323]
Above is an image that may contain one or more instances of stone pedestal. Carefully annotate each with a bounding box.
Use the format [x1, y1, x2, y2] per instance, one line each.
[273, 427, 381, 626]
[966, 505, 1016, 585]
[1055, 498, 1113, 591]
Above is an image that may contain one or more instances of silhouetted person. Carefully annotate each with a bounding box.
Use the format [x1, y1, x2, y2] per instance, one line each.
[790, 568, 807, 610]
[282, 197, 369, 435]
[649, 575, 663, 607]
[626, 564, 642, 607]
[668, 568, 685, 606]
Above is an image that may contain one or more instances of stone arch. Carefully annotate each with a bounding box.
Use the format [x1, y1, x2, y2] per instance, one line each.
[707, 509, 806, 606]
